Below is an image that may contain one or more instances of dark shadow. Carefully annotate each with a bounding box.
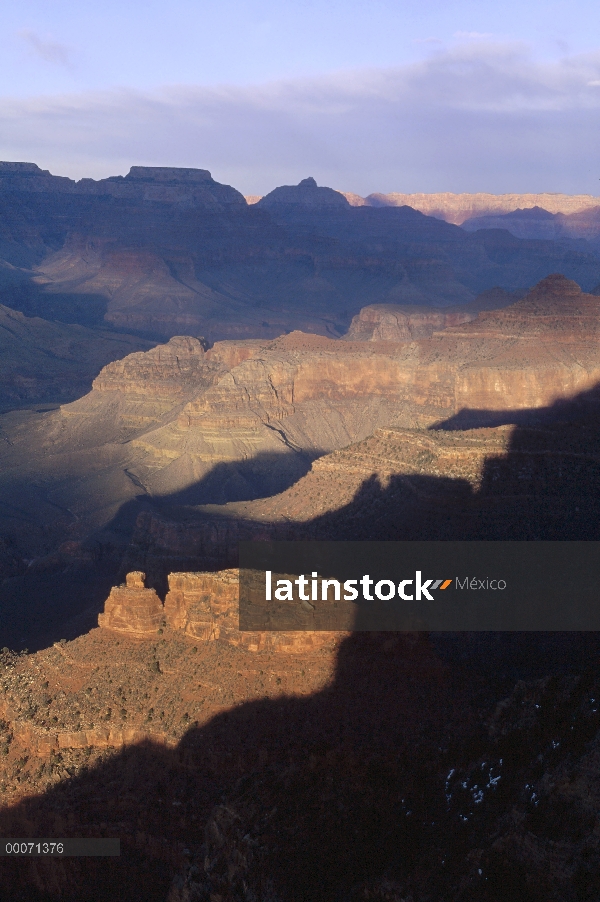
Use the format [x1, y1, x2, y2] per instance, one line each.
[162, 451, 316, 508]
[0, 452, 315, 652]
[0, 636, 599, 899]
[0, 279, 110, 328]
[432, 381, 600, 431]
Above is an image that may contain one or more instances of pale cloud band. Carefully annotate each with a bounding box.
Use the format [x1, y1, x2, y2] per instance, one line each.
[1, 42, 599, 195]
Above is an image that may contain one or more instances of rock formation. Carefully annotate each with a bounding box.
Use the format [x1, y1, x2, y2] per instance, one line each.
[2, 269, 600, 900]
[345, 303, 478, 341]
[98, 569, 342, 653]
[256, 176, 350, 209]
[4, 273, 600, 610]
[0, 161, 245, 206]
[341, 189, 600, 224]
[3, 161, 600, 342]
[97, 571, 164, 637]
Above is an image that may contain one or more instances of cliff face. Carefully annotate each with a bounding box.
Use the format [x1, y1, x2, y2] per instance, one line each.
[97, 569, 340, 653]
[3, 274, 600, 566]
[345, 303, 478, 341]
[2, 273, 600, 652]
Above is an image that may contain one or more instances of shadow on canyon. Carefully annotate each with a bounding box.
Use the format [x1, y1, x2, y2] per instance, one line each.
[1, 634, 599, 899]
[6, 378, 600, 652]
[0, 451, 316, 653]
[0, 277, 110, 329]
[2, 387, 600, 899]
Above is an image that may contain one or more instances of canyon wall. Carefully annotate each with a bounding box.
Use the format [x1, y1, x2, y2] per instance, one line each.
[4, 165, 600, 345]
[341, 190, 600, 224]
[3, 273, 600, 566]
[345, 304, 479, 341]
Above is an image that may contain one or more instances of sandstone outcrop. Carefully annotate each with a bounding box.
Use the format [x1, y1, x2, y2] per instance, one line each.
[97, 571, 164, 637]
[99, 569, 342, 652]
[164, 569, 238, 640]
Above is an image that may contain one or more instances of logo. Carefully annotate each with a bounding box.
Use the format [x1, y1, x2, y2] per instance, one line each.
[265, 571, 453, 602]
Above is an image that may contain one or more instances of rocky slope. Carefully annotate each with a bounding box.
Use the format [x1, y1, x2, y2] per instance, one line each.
[0, 302, 153, 410]
[0, 601, 598, 901]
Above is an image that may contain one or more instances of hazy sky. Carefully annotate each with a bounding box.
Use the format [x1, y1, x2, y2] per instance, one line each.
[1, 0, 600, 194]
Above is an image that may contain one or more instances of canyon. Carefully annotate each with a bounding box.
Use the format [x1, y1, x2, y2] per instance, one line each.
[2, 273, 600, 649]
[3, 164, 600, 350]
[3, 163, 600, 900]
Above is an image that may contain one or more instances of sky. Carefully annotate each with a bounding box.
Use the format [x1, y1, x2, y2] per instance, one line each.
[1, 0, 600, 195]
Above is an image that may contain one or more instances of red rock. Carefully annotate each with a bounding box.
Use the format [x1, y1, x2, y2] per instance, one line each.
[98, 572, 163, 637]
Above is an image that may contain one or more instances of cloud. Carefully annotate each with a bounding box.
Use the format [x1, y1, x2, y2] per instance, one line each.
[19, 30, 70, 66]
[454, 31, 495, 40]
[1, 42, 600, 195]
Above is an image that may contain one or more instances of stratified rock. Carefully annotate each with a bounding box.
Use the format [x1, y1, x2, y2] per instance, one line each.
[345, 303, 477, 341]
[98, 572, 163, 637]
[6, 274, 600, 575]
[98, 569, 341, 652]
[257, 177, 349, 209]
[163, 569, 342, 652]
[164, 569, 237, 640]
[345, 190, 600, 223]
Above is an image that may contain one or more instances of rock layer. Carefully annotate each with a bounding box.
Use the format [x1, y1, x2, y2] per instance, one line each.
[3, 274, 600, 575]
[4, 162, 600, 343]
[342, 190, 600, 224]
[97, 572, 164, 637]
[345, 303, 478, 341]
[99, 570, 342, 653]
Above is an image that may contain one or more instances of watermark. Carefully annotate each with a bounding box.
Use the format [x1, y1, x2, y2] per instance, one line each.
[239, 541, 600, 630]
